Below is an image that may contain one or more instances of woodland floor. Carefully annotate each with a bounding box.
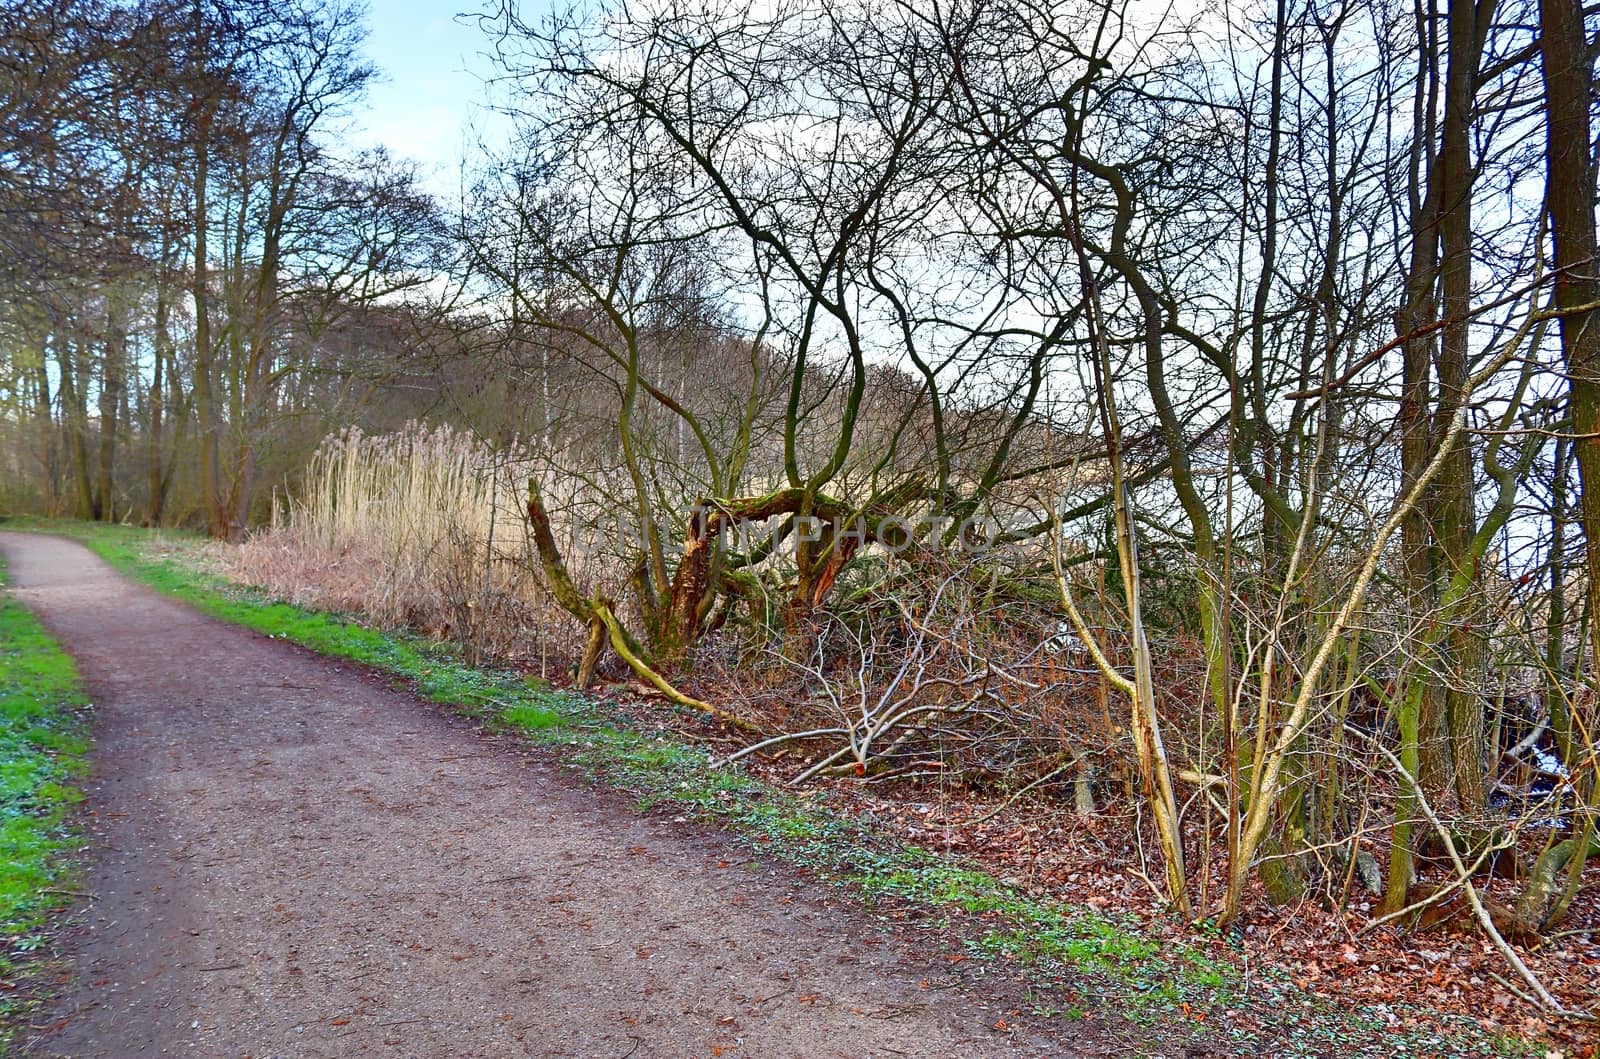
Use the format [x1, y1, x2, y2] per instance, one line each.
[0, 531, 1136, 1058]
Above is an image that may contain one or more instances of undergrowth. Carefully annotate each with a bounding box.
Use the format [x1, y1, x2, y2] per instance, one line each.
[4, 518, 1545, 1059]
[0, 546, 89, 1051]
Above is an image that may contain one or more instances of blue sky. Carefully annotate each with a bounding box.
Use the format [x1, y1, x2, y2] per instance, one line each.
[352, 0, 519, 198]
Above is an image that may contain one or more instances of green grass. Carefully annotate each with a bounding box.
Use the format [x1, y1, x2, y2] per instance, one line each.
[0, 548, 89, 1051]
[0, 517, 1549, 1058]
[500, 703, 564, 731]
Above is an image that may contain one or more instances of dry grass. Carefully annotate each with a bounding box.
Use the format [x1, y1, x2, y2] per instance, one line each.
[231, 425, 581, 668]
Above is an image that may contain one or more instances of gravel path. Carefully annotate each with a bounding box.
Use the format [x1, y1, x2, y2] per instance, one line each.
[1, 532, 1097, 1058]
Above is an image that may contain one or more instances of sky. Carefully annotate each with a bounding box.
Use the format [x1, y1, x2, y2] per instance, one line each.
[350, 0, 522, 200]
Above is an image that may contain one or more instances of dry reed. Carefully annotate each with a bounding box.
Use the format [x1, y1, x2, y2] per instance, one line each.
[231, 424, 581, 667]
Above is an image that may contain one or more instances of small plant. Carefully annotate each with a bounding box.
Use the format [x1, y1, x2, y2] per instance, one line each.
[500, 703, 564, 731]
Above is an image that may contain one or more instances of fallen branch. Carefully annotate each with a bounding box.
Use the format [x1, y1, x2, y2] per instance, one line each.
[593, 602, 759, 733]
[714, 726, 849, 768]
[1363, 733, 1578, 1017]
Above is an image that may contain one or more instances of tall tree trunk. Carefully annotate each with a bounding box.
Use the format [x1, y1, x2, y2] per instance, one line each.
[146, 282, 172, 526]
[190, 0, 225, 537]
[1536, 0, 1600, 924]
[56, 335, 94, 520]
[1388, 4, 1488, 906]
[29, 341, 58, 515]
[1540, 0, 1600, 692]
[97, 288, 129, 522]
[1430, 0, 1490, 816]
[1387, 0, 1444, 910]
[192, 154, 224, 535]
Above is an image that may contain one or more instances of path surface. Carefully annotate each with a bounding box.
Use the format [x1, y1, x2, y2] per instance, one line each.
[1, 533, 1093, 1058]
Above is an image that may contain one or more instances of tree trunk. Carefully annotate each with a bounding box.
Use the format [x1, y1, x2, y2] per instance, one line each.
[1535, 0, 1600, 918]
[56, 335, 95, 520]
[146, 286, 169, 526]
[97, 287, 130, 522]
[1430, 0, 1489, 815]
[1547, 439, 1572, 762]
[29, 341, 58, 515]
[189, 0, 224, 538]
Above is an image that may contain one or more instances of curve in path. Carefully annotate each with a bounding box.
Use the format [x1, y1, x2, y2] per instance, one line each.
[0, 533, 1087, 1058]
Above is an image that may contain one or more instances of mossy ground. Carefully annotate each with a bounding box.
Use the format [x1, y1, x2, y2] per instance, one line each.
[1, 517, 1546, 1058]
[0, 547, 89, 1051]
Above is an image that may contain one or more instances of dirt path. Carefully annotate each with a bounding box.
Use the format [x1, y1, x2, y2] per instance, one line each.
[1, 533, 1099, 1058]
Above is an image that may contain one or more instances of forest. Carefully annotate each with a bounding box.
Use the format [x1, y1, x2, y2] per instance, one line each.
[2, 0, 1598, 1041]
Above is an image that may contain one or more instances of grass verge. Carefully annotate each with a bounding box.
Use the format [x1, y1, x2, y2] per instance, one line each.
[2, 518, 1545, 1058]
[0, 548, 89, 1052]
